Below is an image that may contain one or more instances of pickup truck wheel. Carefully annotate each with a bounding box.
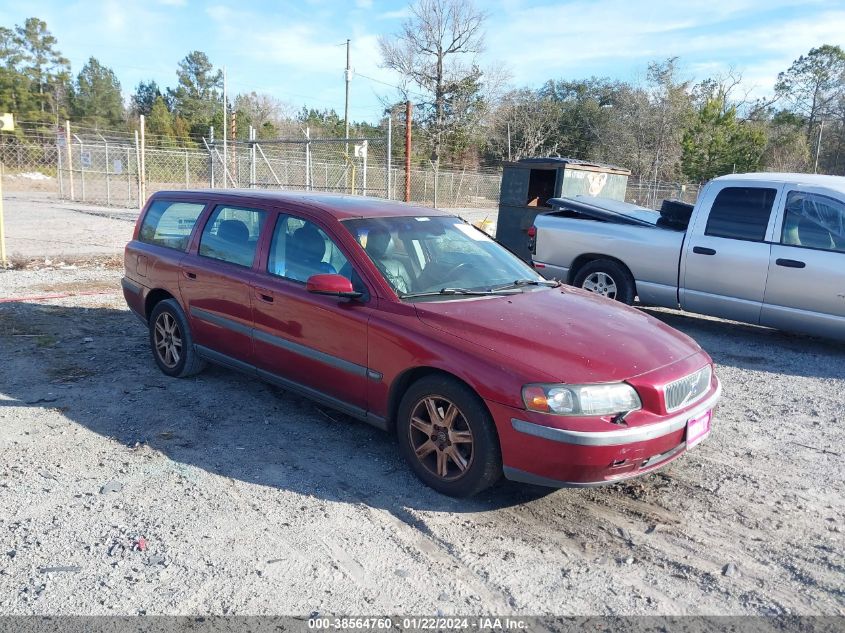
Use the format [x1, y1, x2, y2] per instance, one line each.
[573, 260, 635, 304]
[397, 375, 502, 498]
[149, 299, 206, 378]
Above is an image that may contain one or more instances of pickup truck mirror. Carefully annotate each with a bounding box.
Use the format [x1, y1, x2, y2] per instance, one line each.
[305, 273, 362, 299]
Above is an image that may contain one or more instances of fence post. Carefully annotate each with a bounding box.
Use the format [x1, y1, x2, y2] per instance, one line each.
[99, 134, 111, 206]
[362, 140, 368, 196]
[65, 121, 74, 201]
[126, 147, 131, 206]
[432, 161, 439, 208]
[73, 134, 86, 202]
[134, 130, 142, 210]
[57, 135, 64, 199]
[185, 149, 189, 189]
[305, 127, 311, 191]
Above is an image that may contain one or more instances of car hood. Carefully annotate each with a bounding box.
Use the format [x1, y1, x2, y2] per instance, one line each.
[413, 286, 702, 383]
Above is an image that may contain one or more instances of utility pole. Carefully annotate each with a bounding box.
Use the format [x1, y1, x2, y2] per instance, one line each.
[405, 100, 412, 203]
[344, 39, 351, 143]
[385, 112, 392, 200]
[344, 39, 351, 193]
[231, 110, 237, 186]
[139, 114, 146, 204]
[507, 122, 512, 162]
[223, 66, 227, 188]
[814, 120, 825, 174]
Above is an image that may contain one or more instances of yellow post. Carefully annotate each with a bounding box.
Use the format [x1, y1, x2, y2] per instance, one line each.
[0, 161, 6, 266]
[0, 112, 13, 266]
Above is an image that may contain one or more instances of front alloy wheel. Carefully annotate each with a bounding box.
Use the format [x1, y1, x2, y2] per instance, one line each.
[409, 395, 474, 481]
[397, 375, 502, 497]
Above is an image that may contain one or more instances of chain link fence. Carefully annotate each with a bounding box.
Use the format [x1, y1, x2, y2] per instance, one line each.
[1, 124, 702, 211]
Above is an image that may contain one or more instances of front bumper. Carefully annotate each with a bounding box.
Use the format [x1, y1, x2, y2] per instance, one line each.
[491, 378, 721, 488]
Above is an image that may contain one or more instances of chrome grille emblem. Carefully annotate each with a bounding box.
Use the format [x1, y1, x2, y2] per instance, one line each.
[664, 366, 712, 412]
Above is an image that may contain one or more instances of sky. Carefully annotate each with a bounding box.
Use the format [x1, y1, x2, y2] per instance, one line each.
[1, 0, 843, 124]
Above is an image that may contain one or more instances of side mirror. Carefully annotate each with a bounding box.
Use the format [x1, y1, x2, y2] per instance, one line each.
[305, 273, 362, 299]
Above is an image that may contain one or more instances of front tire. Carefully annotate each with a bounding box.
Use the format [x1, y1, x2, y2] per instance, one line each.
[397, 375, 502, 497]
[572, 259, 635, 305]
[148, 299, 206, 378]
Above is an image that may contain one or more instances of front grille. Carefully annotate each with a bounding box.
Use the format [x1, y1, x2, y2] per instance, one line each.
[664, 365, 712, 412]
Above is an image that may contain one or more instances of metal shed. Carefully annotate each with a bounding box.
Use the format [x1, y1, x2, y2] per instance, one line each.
[495, 157, 631, 261]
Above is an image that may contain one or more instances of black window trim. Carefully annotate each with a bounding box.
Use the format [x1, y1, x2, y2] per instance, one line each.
[196, 203, 269, 269]
[137, 199, 209, 253]
[703, 186, 778, 244]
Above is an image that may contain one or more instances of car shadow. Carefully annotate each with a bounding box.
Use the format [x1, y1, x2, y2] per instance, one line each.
[640, 306, 845, 379]
[0, 301, 556, 515]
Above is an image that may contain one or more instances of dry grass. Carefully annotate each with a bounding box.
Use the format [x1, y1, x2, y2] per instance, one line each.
[2, 253, 123, 271]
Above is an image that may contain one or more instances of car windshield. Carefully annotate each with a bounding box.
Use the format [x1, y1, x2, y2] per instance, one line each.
[342, 215, 550, 298]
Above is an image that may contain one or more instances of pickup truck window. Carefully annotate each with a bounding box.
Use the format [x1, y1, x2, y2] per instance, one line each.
[781, 191, 845, 253]
[705, 187, 777, 242]
[138, 200, 205, 251]
[198, 205, 268, 267]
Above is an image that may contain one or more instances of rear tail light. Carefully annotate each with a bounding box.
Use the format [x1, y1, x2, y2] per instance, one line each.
[527, 225, 537, 254]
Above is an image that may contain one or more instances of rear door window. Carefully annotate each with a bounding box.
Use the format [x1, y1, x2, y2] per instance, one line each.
[781, 191, 845, 253]
[198, 205, 268, 267]
[138, 200, 205, 251]
[704, 187, 777, 242]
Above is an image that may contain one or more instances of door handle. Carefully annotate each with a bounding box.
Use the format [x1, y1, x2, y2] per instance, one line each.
[256, 289, 274, 303]
[183, 271, 197, 280]
[693, 246, 716, 256]
[776, 258, 806, 269]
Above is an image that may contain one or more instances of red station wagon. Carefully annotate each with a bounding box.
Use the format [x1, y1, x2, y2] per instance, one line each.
[122, 190, 721, 497]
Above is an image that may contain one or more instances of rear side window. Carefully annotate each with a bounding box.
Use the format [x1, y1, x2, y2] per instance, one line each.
[705, 187, 777, 241]
[138, 200, 205, 251]
[781, 191, 845, 253]
[199, 205, 268, 267]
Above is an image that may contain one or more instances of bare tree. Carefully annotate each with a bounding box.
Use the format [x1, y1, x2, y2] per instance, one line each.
[379, 0, 487, 166]
[486, 89, 560, 161]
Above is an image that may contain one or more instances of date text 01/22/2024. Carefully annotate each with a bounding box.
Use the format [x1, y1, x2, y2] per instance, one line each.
[307, 617, 529, 630]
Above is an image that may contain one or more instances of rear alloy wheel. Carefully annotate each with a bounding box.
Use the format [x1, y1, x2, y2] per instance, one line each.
[148, 299, 206, 378]
[397, 375, 501, 497]
[573, 259, 636, 305]
[581, 271, 618, 300]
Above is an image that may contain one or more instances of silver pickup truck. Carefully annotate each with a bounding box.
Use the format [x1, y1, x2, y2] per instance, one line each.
[531, 173, 845, 341]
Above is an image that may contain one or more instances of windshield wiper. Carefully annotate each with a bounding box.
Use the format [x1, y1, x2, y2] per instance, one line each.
[491, 278, 561, 291]
[402, 287, 522, 299]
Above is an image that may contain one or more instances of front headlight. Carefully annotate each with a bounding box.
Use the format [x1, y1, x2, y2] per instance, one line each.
[522, 383, 642, 416]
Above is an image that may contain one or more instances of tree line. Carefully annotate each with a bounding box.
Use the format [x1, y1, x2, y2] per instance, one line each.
[1, 8, 844, 183]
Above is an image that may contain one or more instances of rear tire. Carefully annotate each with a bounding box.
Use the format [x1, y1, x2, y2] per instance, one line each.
[397, 375, 502, 497]
[148, 299, 206, 378]
[572, 259, 635, 305]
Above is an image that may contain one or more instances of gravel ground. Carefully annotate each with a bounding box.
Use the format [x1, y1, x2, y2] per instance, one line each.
[0, 264, 842, 616]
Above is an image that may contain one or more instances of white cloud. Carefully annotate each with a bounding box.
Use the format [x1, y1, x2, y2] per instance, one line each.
[484, 0, 845, 95]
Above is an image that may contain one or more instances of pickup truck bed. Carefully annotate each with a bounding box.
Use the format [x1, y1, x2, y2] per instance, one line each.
[533, 197, 687, 308]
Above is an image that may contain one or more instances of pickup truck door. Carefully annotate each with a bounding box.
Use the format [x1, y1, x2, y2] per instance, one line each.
[760, 187, 845, 341]
[680, 183, 784, 324]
